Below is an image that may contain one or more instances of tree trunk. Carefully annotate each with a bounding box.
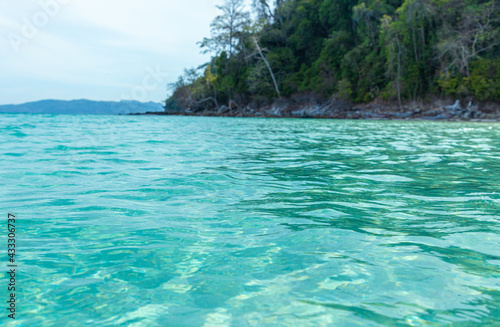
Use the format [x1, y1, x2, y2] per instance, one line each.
[397, 40, 403, 109]
[253, 36, 281, 98]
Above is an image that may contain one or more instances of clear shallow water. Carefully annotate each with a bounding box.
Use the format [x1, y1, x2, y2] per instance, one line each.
[1, 114, 499, 326]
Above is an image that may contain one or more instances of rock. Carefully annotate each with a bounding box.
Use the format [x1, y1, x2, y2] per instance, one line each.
[217, 105, 229, 114]
[229, 100, 238, 111]
[446, 100, 462, 112]
[424, 109, 441, 116]
[364, 112, 381, 119]
[392, 112, 413, 118]
[327, 100, 351, 112]
[434, 113, 452, 119]
[466, 100, 479, 112]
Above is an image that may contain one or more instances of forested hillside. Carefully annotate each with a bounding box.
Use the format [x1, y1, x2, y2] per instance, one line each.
[166, 0, 499, 113]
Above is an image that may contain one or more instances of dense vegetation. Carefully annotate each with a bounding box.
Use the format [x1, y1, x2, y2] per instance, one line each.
[166, 0, 499, 112]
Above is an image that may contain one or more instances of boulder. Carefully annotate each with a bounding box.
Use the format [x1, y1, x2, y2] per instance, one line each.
[445, 100, 462, 112]
[462, 110, 472, 119]
[217, 105, 229, 114]
[229, 100, 238, 111]
[424, 109, 441, 116]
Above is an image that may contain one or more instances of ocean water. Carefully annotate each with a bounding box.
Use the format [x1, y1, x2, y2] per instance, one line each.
[1, 114, 499, 326]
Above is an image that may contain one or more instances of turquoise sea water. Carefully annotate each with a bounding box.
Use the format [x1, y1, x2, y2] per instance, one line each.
[1, 114, 499, 326]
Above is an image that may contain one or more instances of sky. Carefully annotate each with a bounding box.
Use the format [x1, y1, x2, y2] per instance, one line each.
[0, 0, 226, 105]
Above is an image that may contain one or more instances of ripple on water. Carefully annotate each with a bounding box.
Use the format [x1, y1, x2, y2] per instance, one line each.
[0, 115, 499, 326]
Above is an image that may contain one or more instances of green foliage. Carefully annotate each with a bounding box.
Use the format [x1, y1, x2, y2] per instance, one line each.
[337, 79, 353, 101]
[199, 0, 251, 56]
[466, 59, 500, 101]
[437, 75, 462, 97]
[168, 0, 500, 109]
[439, 58, 500, 101]
[319, 0, 356, 34]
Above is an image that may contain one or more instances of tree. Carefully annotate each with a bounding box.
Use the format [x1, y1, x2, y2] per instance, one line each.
[437, 0, 499, 77]
[253, 36, 281, 97]
[381, 15, 405, 107]
[252, 0, 275, 22]
[167, 0, 500, 112]
[199, 0, 251, 56]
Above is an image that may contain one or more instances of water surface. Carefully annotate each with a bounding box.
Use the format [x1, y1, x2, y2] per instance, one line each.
[1, 114, 499, 326]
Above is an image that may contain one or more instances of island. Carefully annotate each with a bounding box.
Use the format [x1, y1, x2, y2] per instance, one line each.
[155, 0, 500, 121]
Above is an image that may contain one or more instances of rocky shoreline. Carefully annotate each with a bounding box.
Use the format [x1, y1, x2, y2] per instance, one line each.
[133, 98, 500, 122]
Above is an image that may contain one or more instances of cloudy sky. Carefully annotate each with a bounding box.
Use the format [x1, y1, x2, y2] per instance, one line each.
[0, 0, 226, 105]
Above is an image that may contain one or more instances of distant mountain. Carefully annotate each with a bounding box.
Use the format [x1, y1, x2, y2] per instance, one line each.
[0, 99, 164, 115]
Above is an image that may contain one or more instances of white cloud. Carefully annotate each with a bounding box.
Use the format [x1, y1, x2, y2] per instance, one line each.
[0, 0, 228, 104]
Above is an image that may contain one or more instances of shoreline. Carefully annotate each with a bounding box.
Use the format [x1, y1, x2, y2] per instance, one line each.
[132, 98, 500, 122]
[131, 111, 500, 123]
